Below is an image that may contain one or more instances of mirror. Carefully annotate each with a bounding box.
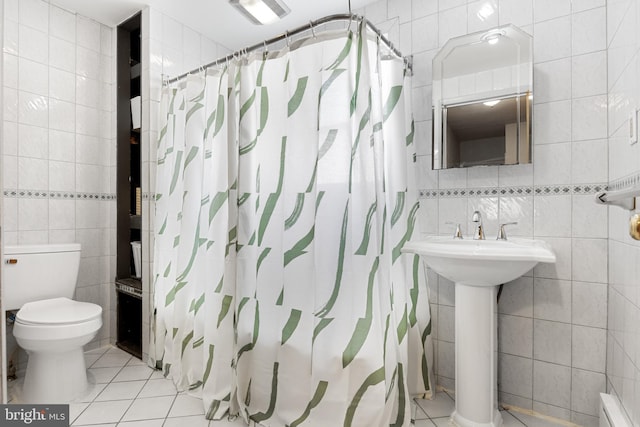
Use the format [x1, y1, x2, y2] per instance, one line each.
[432, 25, 533, 169]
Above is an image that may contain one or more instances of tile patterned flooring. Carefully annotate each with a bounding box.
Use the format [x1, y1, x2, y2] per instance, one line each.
[7, 346, 566, 427]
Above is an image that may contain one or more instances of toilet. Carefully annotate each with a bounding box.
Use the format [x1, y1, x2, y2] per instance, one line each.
[3, 243, 102, 403]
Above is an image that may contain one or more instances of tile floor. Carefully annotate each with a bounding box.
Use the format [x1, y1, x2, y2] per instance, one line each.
[7, 346, 567, 427]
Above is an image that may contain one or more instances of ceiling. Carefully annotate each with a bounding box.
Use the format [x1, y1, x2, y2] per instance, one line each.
[48, 0, 378, 50]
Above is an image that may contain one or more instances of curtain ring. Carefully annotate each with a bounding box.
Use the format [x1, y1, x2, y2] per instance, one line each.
[285, 31, 290, 47]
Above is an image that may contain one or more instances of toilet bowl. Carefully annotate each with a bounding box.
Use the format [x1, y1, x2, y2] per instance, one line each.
[4, 244, 103, 403]
[13, 297, 102, 403]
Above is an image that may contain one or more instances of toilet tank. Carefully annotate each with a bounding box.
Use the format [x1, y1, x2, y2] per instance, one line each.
[3, 244, 82, 311]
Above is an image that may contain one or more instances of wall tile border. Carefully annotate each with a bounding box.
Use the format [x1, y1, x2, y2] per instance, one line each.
[3, 189, 116, 200]
[420, 184, 606, 199]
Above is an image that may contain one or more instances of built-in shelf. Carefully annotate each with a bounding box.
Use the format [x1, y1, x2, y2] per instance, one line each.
[116, 12, 143, 360]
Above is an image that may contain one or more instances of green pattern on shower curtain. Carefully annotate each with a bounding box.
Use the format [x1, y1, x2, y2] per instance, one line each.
[151, 23, 433, 427]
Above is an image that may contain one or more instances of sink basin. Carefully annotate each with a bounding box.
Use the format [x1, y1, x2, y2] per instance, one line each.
[403, 235, 556, 427]
[402, 237, 556, 286]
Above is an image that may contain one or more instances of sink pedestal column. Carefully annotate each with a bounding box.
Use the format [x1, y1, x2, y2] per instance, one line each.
[451, 283, 503, 427]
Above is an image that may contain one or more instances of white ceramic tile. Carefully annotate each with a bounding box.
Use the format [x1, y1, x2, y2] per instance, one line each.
[499, 314, 533, 358]
[3, 198, 18, 232]
[533, 278, 571, 323]
[19, 25, 48, 64]
[468, 0, 499, 33]
[572, 51, 607, 98]
[533, 195, 571, 237]
[48, 198, 75, 231]
[4, 0, 19, 22]
[95, 380, 146, 402]
[438, 6, 467, 47]
[168, 394, 205, 417]
[18, 92, 48, 128]
[437, 305, 455, 342]
[533, 360, 571, 408]
[499, 353, 533, 398]
[49, 129, 76, 162]
[118, 420, 165, 427]
[50, 5, 76, 42]
[138, 378, 178, 398]
[49, 99, 76, 133]
[121, 395, 175, 422]
[533, 59, 571, 103]
[18, 124, 48, 159]
[76, 105, 100, 137]
[4, 87, 19, 122]
[499, 0, 533, 27]
[572, 238, 607, 283]
[19, 0, 48, 32]
[77, 15, 101, 52]
[163, 415, 210, 427]
[533, 0, 570, 22]
[388, 0, 412, 23]
[50, 68, 76, 102]
[437, 197, 468, 236]
[533, 17, 571, 62]
[4, 20, 19, 55]
[162, 15, 183, 51]
[572, 95, 608, 141]
[531, 401, 571, 422]
[498, 276, 533, 317]
[571, 195, 607, 238]
[68, 402, 90, 424]
[572, 7, 606, 56]
[571, 139, 608, 183]
[498, 197, 533, 237]
[533, 143, 571, 185]
[572, 325, 606, 372]
[412, 0, 437, 18]
[4, 122, 18, 157]
[74, 76, 99, 109]
[73, 382, 108, 403]
[571, 369, 606, 416]
[533, 237, 571, 280]
[532, 101, 571, 144]
[416, 392, 455, 418]
[92, 352, 132, 368]
[77, 46, 101, 80]
[49, 37, 76, 72]
[113, 365, 155, 382]
[439, 276, 456, 306]
[439, 0, 466, 11]
[533, 319, 571, 366]
[436, 340, 455, 379]
[412, 14, 438, 55]
[73, 400, 132, 425]
[18, 156, 48, 190]
[100, 25, 113, 56]
[4, 52, 18, 88]
[572, 282, 607, 328]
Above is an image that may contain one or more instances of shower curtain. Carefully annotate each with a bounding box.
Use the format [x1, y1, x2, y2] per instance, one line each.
[151, 22, 433, 427]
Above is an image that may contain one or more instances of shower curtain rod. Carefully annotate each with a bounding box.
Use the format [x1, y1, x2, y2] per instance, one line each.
[164, 13, 411, 85]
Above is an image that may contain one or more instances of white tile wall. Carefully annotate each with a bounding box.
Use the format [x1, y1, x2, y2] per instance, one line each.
[358, 0, 610, 423]
[2, 0, 116, 349]
[607, 0, 640, 424]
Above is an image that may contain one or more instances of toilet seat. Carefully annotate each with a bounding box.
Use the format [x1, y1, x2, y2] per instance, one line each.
[16, 297, 102, 325]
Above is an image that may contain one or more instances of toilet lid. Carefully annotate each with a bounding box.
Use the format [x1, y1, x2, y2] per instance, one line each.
[16, 297, 102, 325]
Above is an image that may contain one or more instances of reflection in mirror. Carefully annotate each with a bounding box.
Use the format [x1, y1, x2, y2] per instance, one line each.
[432, 25, 533, 170]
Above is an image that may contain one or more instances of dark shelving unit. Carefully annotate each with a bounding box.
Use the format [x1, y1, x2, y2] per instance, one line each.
[116, 12, 143, 359]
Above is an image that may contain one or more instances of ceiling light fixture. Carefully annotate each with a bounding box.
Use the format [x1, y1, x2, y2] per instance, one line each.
[229, 0, 290, 25]
[483, 100, 501, 107]
[481, 28, 506, 45]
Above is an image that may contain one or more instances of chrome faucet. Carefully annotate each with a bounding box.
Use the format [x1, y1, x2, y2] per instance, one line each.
[472, 210, 485, 240]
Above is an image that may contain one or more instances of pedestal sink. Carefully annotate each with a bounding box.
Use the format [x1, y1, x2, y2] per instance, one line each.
[403, 237, 555, 427]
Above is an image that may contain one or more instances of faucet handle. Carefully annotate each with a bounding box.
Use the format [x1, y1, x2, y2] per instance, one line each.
[497, 222, 518, 240]
[445, 221, 463, 239]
